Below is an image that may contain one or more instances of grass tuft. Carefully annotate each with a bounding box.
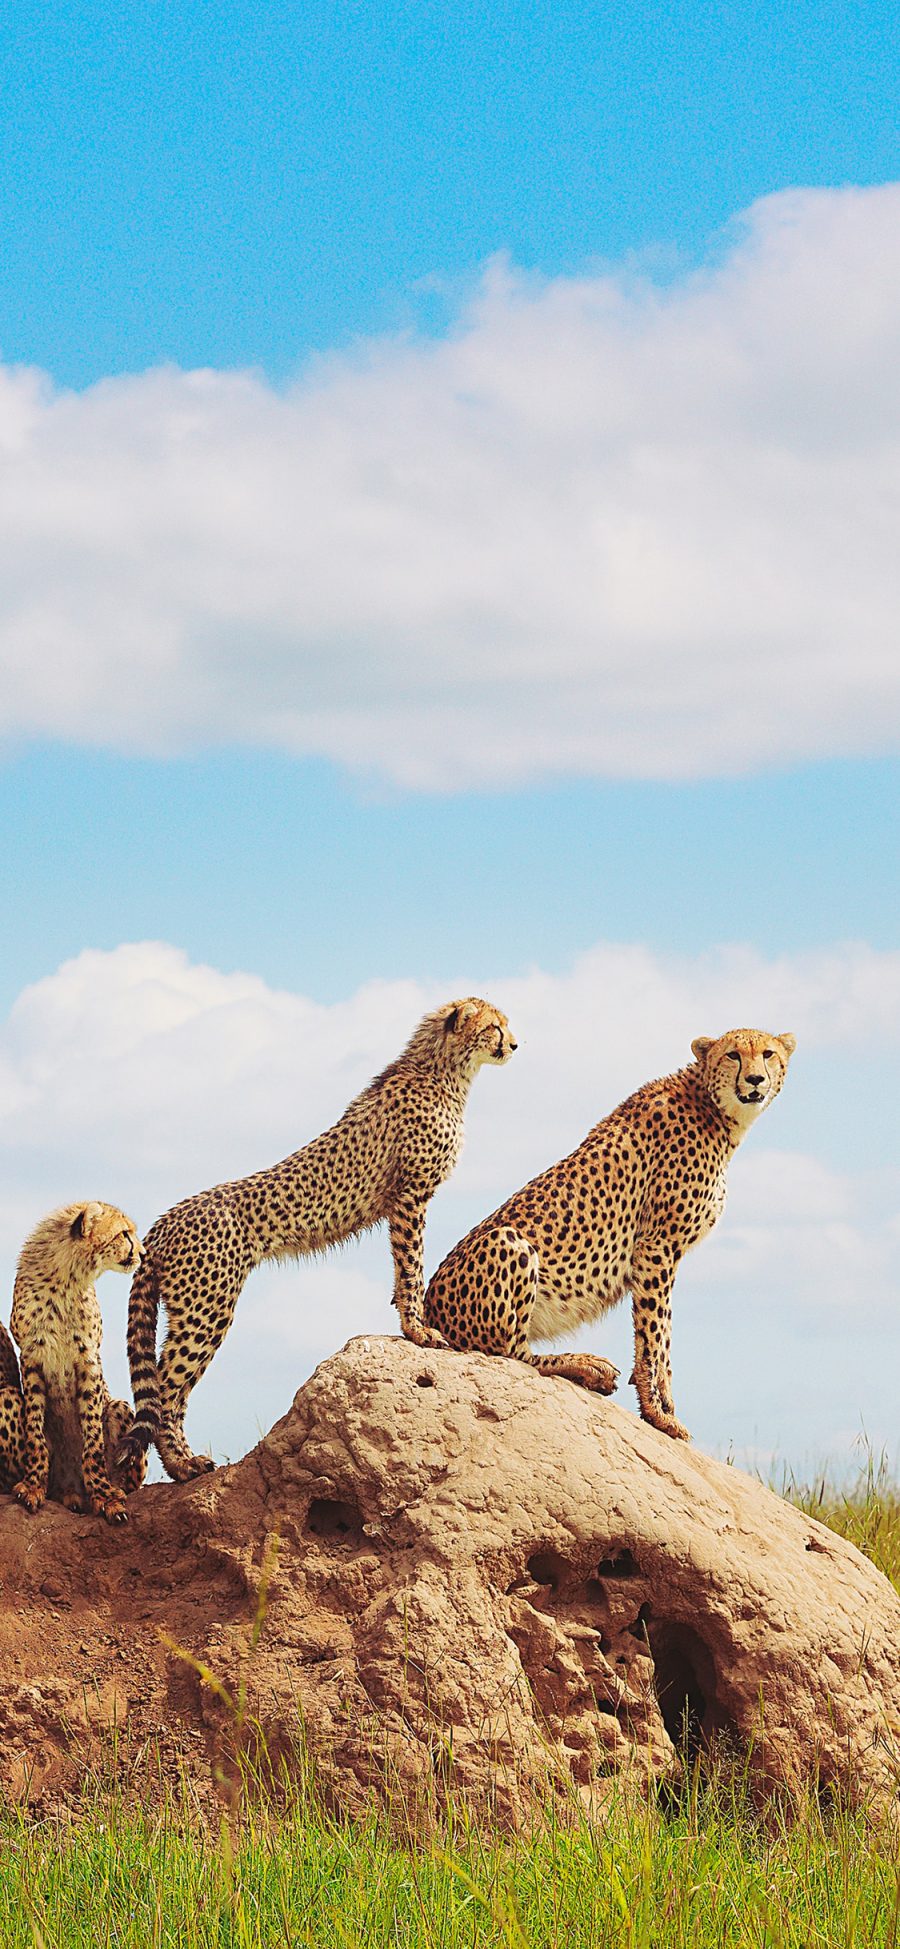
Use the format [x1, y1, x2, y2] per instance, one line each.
[782, 1447, 900, 1590]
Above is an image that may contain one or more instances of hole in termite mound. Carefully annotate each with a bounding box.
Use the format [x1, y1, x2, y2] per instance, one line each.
[305, 1497, 363, 1541]
[526, 1549, 569, 1591]
[646, 1618, 729, 1763]
[596, 1549, 639, 1580]
[627, 1601, 653, 1642]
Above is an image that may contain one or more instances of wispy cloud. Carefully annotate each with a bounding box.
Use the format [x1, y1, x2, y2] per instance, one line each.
[2, 185, 899, 787]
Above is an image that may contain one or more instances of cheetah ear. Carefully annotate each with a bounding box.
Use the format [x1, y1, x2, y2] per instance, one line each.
[444, 1000, 477, 1034]
[776, 1032, 797, 1057]
[71, 1201, 103, 1241]
[691, 1036, 713, 1062]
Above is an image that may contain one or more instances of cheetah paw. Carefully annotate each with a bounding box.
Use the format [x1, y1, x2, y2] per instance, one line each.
[402, 1322, 450, 1352]
[643, 1409, 691, 1442]
[165, 1451, 216, 1482]
[88, 1488, 129, 1523]
[572, 1356, 620, 1395]
[13, 1481, 45, 1514]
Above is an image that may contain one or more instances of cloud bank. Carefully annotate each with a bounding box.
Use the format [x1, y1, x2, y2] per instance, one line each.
[1, 938, 897, 1467]
[2, 185, 900, 787]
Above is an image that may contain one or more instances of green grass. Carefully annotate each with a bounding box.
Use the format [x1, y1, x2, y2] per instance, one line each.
[783, 1451, 900, 1590]
[2, 1460, 899, 1949]
[3, 1775, 900, 1949]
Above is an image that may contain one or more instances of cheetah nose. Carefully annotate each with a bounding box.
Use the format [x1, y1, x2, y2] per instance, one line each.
[746, 1073, 765, 1086]
[509, 1040, 518, 1052]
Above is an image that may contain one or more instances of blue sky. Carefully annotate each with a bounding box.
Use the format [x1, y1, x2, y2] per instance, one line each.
[3, 749, 899, 1014]
[3, 0, 899, 385]
[2, 1, 899, 1475]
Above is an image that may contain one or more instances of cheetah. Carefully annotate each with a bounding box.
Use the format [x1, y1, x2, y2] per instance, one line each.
[121, 997, 517, 1483]
[425, 1028, 796, 1441]
[0, 1202, 147, 1523]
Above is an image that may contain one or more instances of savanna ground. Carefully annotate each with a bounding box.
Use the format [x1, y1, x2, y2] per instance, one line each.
[2, 1458, 900, 1949]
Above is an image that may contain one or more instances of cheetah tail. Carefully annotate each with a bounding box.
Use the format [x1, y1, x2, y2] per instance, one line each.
[124, 1252, 162, 1456]
[0, 1321, 21, 1394]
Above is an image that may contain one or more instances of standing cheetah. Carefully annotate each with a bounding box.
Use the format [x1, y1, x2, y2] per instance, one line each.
[121, 997, 516, 1483]
[0, 1202, 147, 1522]
[425, 1029, 796, 1440]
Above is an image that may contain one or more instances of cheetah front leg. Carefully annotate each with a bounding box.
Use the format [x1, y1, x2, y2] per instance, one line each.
[629, 1246, 690, 1441]
[0, 1385, 26, 1493]
[13, 1363, 51, 1513]
[78, 1361, 128, 1522]
[389, 1192, 448, 1351]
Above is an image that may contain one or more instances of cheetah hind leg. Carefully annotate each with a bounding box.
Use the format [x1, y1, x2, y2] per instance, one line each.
[155, 1335, 218, 1484]
[156, 1419, 215, 1483]
[0, 1385, 26, 1493]
[104, 1398, 148, 1497]
[429, 1227, 619, 1396]
[527, 1349, 620, 1394]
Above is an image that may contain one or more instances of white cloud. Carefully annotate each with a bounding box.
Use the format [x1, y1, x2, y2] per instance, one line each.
[0, 937, 898, 1468]
[691, 1148, 900, 1313]
[3, 935, 897, 1198]
[2, 186, 900, 787]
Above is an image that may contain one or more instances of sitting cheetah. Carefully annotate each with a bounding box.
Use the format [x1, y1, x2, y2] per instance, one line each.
[425, 1028, 796, 1440]
[0, 1202, 147, 1522]
[121, 997, 516, 1483]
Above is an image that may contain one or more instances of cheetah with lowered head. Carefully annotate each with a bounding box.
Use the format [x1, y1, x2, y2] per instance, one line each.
[0, 1202, 147, 1522]
[425, 1029, 796, 1440]
[122, 997, 516, 1483]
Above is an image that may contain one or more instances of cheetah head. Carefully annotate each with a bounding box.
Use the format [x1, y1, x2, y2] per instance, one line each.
[439, 998, 518, 1073]
[70, 1202, 143, 1276]
[691, 1029, 796, 1129]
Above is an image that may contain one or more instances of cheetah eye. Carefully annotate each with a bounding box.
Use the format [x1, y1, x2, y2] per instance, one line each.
[727, 1051, 740, 1062]
[763, 1049, 774, 1060]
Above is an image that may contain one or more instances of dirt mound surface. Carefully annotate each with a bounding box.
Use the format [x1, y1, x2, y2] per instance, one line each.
[1, 1335, 899, 1824]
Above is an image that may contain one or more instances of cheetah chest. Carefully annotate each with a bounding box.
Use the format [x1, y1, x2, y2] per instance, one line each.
[403, 1115, 464, 1201]
[14, 1293, 100, 1397]
[680, 1168, 728, 1254]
